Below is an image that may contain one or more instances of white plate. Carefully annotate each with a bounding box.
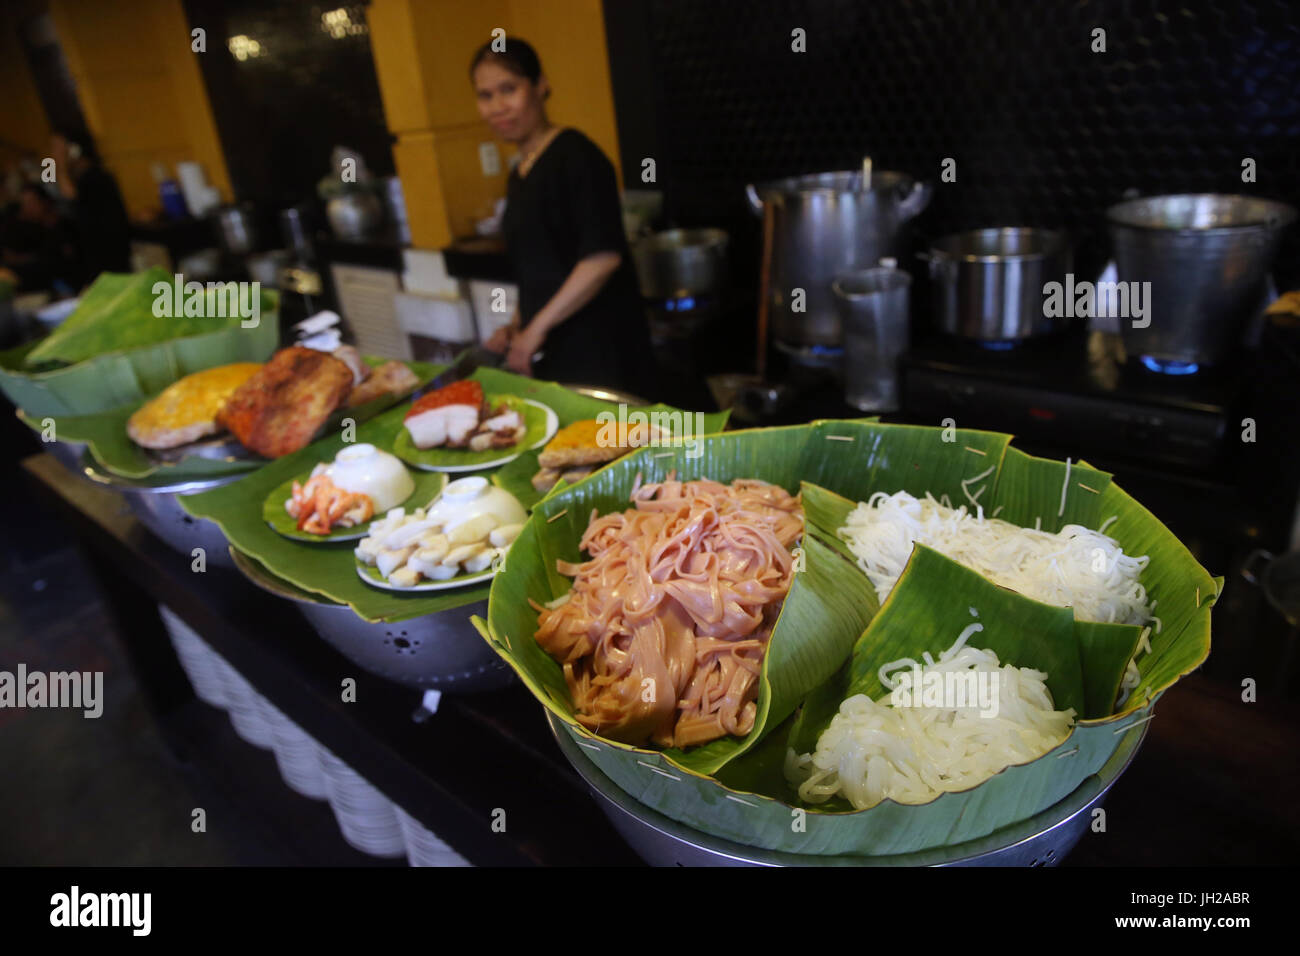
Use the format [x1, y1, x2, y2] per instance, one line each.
[354, 562, 497, 592]
[408, 399, 559, 473]
[35, 297, 79, 328]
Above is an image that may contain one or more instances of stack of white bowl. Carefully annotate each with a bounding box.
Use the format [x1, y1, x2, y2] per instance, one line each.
[260, 697, 329, 800]
[394, 806, 470, 867]
[159, 605, 470, 866]
[159, 605, 228, 708]
[317, 748, 407, 857]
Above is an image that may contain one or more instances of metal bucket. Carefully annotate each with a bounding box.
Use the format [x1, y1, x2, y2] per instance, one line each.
[229, 547, 513, 692]
[547, 710, 1147, 866]
[1107, 194, 1296, 368]
[746, 170, 930, 359]
[77, 455, 242, 569]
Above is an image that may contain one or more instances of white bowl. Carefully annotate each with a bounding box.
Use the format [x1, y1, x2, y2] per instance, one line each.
[425, 476, 525, 534]
[324, 443, 414, 513]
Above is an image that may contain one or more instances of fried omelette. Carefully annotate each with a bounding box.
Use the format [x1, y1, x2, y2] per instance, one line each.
[216, 346, 354, 458]
[126, 363, 263, 449]
[531, 418, 666, 492]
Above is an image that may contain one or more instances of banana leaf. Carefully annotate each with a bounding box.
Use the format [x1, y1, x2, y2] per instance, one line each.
[475, 420, 1217, 854]
[0, 289, 279, 418]
[181, 365, 726, 622]
[15, 355, 429, 480]
[800, 480, 1142, 720]
[477, 423, 893, 777]
[25, 269, 269, 366]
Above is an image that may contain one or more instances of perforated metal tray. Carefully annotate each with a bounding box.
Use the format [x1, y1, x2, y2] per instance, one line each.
[229, 546, 512, 692]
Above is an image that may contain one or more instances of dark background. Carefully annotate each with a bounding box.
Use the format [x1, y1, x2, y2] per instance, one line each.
[182, 0, 394, 208]
[604, 0, 1300, 290]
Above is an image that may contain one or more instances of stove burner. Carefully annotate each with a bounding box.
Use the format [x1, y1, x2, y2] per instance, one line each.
[662, 295, 697, 312]
[1139, 356, 1201, 376]
[977, 339, 1019, 351]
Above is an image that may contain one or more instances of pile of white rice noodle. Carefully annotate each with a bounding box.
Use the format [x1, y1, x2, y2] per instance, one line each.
[786, 622, 1077, 810]
[839, 490, 1158, 698]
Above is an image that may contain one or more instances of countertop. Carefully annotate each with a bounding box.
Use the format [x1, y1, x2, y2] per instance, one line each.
[21, 450, 1300, 865]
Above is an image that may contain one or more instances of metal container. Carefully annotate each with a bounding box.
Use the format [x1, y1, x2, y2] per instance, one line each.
[279, 205, 315, 262]
[327, 192, 384, 240]
[78, 455, 242, 569]
[927, 227, 1072, 342]
[45, 436, 89, 472]
[245, 249, 291, 288]
[213, 203, 259, 256]
[547, 710, 1148, 866]
[632, 228, 729, 300]
[833, 261, 912, 411]
[1107, 194, 1296, 368]
[1242, 549, 1300, 628]
[746, 170, 931, 358]
[229, 547, 513, 692]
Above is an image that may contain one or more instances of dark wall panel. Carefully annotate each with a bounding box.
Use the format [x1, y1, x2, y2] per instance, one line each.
[183, 0, 394, 207]
[608, 0, 1300, 286]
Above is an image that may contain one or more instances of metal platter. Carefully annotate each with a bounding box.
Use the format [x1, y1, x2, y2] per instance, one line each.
[228, 546, 513, 692]
[546, 710, 1149, 867]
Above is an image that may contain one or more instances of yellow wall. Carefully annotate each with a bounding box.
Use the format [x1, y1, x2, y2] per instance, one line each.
[369, 0, 622, 250]
[47, 0, 231, 219]
[0, 19, 53, 169]
[506, 0, 621, 188]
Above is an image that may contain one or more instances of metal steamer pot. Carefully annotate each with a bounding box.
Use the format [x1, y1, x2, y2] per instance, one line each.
[632, 228, 729, 300]
[547, 711, 1149, 866]
[746, 170, 931, 359]
[76, 454, 242, 569]
[1107, 194, 1296, 368]
[229, 548, 513, 692]
[926, 227, 1073, 343]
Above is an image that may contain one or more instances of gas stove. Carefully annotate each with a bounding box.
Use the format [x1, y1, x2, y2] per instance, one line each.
[900, 326, 1245, 474]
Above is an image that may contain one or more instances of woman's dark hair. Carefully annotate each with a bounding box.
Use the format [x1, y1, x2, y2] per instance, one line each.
[469, 35, 544, 87]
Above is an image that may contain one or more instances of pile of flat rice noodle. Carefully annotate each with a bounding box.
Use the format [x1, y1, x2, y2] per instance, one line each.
[534, 477, 803, 749]
[839, 491, 1158, 704]
[786, 623, 1077, 810]
[840, 491, 1152, 625]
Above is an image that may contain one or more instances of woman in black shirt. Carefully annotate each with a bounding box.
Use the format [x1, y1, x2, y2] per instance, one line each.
[471, 37, 654, 396]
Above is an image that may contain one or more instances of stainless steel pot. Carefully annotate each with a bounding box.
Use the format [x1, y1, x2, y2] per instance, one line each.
[229, 547, 513, 692]
[746, 170, 931, 357]
[927, 227, 1072, 342]
[632, 228, 729, 300]
[1107, 194, 1296, 368]
[547, 710, 1148, 866]
[327, 191, 384, 240]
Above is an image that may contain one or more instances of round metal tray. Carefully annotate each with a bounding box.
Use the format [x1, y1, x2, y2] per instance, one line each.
[546, 711, 1148, 866]
[47, 437, 89, 472]
[76, 452, 243, 569]
[229, 546, 513, 692]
